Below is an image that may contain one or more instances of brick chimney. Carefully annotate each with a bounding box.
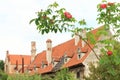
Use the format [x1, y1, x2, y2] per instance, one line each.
[74, 33, 80, 46]
[6, 50, 9, 56]
[46, 39, 52, 64]
[31, 41, 36, 62]
[81, 29, 86, 47]
[4, 50, 9, 73]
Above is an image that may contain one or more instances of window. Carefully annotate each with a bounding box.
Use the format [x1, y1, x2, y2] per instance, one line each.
[64, 53, 68, 63]
[64, 57, 67, 63]
[41, 63, 44, 68]
[78, 54, 81, 59]
[34, 64, 36, 71]
[76, 72, 80, 79]
[52, 60, 54, 66]
[51, 58, 55, 66]
[77, 48, 81, 59]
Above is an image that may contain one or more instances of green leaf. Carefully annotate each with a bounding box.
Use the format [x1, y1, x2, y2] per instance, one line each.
[117, 29, 120, 33]
[45, 29, 49, 33]
[35, 19, 39, 25]
[48, 2, 59, 8]
[41, 30, 44, 35]
[46, 9, 52, 14]
[87, 32, 96, 44]
[29, 19, 36, 24]
[108, 68, 116, 76]
[78, 19, 86, 26]
[54, 29, 57, 33]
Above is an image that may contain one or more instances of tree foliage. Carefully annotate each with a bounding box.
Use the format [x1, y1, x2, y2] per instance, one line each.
[7, 74, 42, 80]
[0, 70, 8, 80]
[30, 2, 76, 34]
[54, 68, 77, 80]
[30, 0, 120, 80]
[84, 0, 120, 79]
[84, 41, 120, 80]
[0, 60, 4, 71]
[4, 69, 76, 80]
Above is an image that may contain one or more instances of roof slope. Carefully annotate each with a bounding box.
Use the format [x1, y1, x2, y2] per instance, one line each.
[8, 54, 31, 65]
[28, 26, 103, 74]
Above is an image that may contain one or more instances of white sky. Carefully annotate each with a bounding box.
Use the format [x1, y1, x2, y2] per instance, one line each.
[0, 0, 119, 60]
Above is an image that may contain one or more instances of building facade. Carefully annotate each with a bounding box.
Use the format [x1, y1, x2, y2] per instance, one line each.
[4, 26, 106, 79]
[4, 41, 36, 74]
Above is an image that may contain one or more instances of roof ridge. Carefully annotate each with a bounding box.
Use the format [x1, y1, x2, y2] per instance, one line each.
[53, 39, 74, 49]
[8, 54, 31, 56]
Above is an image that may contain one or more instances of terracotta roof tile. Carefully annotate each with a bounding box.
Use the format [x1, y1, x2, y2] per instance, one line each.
[27, 51, 47, 70]
[42, 60, 48, 65]
[35, 63, 41, 68]
[32, 51, 46, 65]
[28, 26, 103, 74]
[63, 45, 93, 68]
[8, 55, 31, 65]
[66, 50, 74, 58]
[52, 39, 79, 58]
[63, 26, 102, 67]
[38, 64, 53, 74]
[52, 57, 60, 62]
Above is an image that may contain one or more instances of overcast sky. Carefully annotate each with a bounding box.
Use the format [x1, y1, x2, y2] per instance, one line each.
[0, 0, 119, 60]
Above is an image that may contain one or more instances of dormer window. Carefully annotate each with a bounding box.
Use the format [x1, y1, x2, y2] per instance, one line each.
[34, 64, 37, 71]
[41, 61, 45, 68]
[78, 54, 81, 59]
[52, 61, 55, 65]
[41, 61, 48, 68]
[52, 59, 55, 66]
[41, 63, 44, 68]
[64, 54, 68, 63]
[64, 57, 67, 63]
[52, 57, 60, 67]
[77, 48, 81, 59]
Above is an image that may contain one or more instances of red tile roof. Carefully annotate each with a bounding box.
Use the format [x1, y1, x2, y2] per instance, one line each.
[38, 64, 53, 74]
[27, 26, 103, 74]
[26, 51, 48, 71]
[63, 45, 93, 68]
[52, 39, 79, 58]
[52, 57, 60, 62]
[8, 54, 31, 65]
[31, 51, 47, 66]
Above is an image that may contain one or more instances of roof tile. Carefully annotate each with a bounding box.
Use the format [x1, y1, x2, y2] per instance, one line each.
[27, 26, 103, 74]
[8, 55, 31, 65]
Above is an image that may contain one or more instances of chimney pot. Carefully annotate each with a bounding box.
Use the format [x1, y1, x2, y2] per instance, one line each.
[46, 39, 52, 43]
[6, 50, 9, 55]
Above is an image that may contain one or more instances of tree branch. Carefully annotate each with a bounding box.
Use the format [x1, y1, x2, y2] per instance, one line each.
[79, 35, 100, 60]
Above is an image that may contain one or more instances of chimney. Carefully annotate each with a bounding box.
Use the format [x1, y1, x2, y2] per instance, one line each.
[81, 29, 86, 47]
[31, 41, 36, 62]
[5, 50, 9, 73]
[74, 33, 80, 46]
[6, 50, 9, 56]
[46, 39, 52, 64]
